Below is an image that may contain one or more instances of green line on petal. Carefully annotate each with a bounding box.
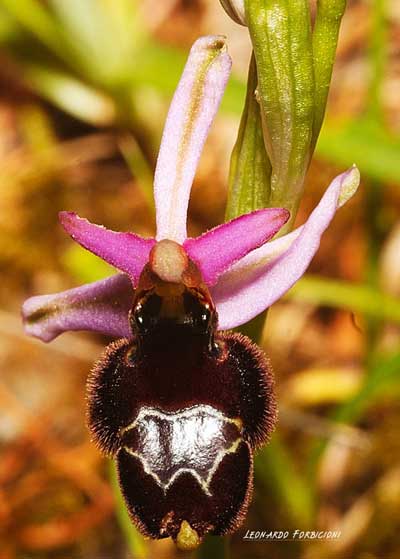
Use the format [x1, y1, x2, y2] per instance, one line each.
[167, 38, 227, 238]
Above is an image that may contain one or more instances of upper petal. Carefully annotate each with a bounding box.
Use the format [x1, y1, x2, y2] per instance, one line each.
[183, 208, 289, 286]
[212, 166, 361, 329]
[154, 35, 232, 244]
[59, 211, 156, 285]
[22, 273, 133, 342]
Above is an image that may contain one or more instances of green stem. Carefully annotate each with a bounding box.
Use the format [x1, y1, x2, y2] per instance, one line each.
[119, 133, 156, 215]
[197, 535, 230, 559]
[255, 436, 314, 528]
[366, 0, 386, 120]
[363, 0, 387, 355]
[364, 178, 384, 357]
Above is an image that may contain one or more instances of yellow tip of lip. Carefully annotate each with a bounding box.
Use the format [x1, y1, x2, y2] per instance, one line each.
[176, 520, 201, 551]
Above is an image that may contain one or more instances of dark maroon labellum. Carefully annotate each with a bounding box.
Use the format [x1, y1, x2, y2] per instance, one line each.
[87, 241, 276, 550]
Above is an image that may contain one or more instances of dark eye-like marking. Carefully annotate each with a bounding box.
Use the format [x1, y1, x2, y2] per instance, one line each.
[196, 304, 211, 329]
[131, 294, 162, 334]
[200, 304, 211, 323]
[182, 292, 213, 333]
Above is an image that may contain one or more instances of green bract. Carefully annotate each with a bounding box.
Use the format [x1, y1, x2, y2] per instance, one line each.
[225, 55, 271, 221]
[228, 0, 347, 232]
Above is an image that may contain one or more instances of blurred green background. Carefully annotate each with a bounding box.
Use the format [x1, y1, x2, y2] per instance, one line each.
[0, 1, 400, 558]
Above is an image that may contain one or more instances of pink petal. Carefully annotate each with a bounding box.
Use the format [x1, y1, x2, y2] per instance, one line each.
[59, 212, 156, 285]
[212, 166, 361, 329]
[22, 274, 133, 342]
[154, 35, 232, 243]
[184, 208, 290, 286]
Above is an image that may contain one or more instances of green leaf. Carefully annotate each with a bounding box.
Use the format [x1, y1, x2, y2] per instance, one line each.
[48, 0, 137, 85]
[0, 5, 20, 41]
[130, 39, 186, 94]
[49, 0, 109, 72]
[336, 351, 400, 423]
[225, 54, 271, 221]
[317, 116, 400, 183]
[255, 436, 314, 527]
[1, 0, 66, 57]
[367, 0, 386, 119]
[287, 274, 400, 324]
[61, 245, 114, 283]
[25, 64, 116, 126]
[309, 351, 400, 470]
[119, 134, 155, 214]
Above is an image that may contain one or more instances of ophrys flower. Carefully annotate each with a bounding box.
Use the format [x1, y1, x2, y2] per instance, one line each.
[22, 36, 360, 549]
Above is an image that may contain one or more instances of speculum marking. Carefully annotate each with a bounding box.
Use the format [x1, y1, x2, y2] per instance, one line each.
[121, 405, 242, 496]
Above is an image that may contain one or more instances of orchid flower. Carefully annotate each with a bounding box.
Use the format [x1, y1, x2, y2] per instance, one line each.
[22, 37, 360, 343]
[21, 35, 360, 548]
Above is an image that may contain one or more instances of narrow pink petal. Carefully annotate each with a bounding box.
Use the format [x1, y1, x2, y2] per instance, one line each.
[22, 274, 133, 342]
[184, 208, 289, 286]
[59, 212, 156, 285]
[212, 166, 361, 329]
[154, 35, 232, 243]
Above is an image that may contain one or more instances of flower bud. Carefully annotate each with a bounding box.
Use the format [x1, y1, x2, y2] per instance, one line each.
[219, 0, 246, 26]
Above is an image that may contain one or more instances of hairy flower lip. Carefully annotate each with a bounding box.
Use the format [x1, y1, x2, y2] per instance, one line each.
[21, 35, 360, 343]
